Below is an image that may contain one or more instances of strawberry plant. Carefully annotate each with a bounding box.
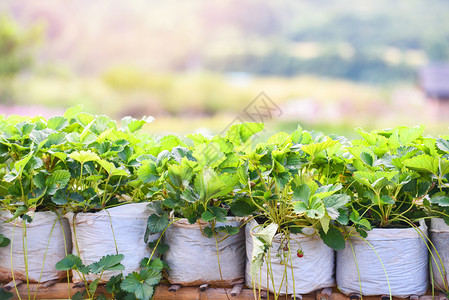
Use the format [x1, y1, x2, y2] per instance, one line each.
[342, 126, 432, 234]
[56, 254, 125, 299]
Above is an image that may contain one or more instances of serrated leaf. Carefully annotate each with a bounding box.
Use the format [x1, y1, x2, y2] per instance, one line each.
[0, 288, 13, 300]
[430, 195, 449, 207]
[403, 154, 439, 175]
[55, 254, 90, 274]
[0, 233, 11, 247]
[292, 184, 310, 204]
[146, 214, 169, 235]
[192, 142, 226, 169]
[319, 227, 345, 250]
[323, 194, 350, 210]
[46, 170, 71, 195]
[147, 241, 169, 255]
[76, 112, 95, 127]
[437, 138, 449, 153]
[226, 122, 264, 145]
[301, 138, 338, 157]
[360, 152, 374, 166]
[45, 132, 67, 148]
[137, 163, 159, 183]
[201, 210, 214, 222]
[194, 168, 238, 203]
[47, 116, 69, 130]
[64, 105, 84, 120]
[121, 269, 161, 300]
[203, 226, 214, 238]
[230, 198, 257, 217]
[89, 254, 125, 274]
[121, 116, 154, 133]
[69, 150, 100, 164]
[97, 159, 129, 177]
[6, 205, 28, 223]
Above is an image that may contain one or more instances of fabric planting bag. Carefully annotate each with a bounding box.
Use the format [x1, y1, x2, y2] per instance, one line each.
[245, 219, 335, 295]
[336, 221, 428, 298]
[430, 218, 449, 292]
[66, 202, 158, 283]
[0, 210, 72, 283]
[163, 217, 246, 286]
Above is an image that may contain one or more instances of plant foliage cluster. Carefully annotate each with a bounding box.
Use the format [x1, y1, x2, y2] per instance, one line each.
[1, 108, 449, 299]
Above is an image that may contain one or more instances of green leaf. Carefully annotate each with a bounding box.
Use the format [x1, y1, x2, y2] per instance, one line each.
[76, 112, 95, 127]
[0, 233, 10, 248]
[292, 184, 311, 203]
[55, 254, 90, 274]
[319, 227, 345, 250]
[436, 138, 449, 153]
[203, 226, 214, 238]
[210, 206, 227, 222]
[47, 116, 69, 130]
[360, 152, 374, 166]
[71, 291, 83, 300]
[45, 132, 67, 148]
[97, 159, 129, 177]
[46, 170, 71, 195]
[88, 279, 100, 295]
[403, 154, 439, 176]
[105, 274, 123, 294]
[194, 168, 238, 203]
[301, 138, 338, 157]
[323, 194, 350, 210]
[121, 269, 162, 300]
[6, 205, 28, 222]
[217, 225, 240, 236]
[146, 214, 169, 235]
[380, 195, 395, 205]
[430, 195, 449, 207]
[13, 152, 33, 176]
[230, 198, 257, 217]
[147, 241, 169, 255]
[121, 116, 154, 133]
[89, 254, 125, 274]
[0, 288, 13, 300]
[192, 142, 226, 169]
[64, 105, 84, 120]
[201, 211, 214, 222]
[69, 150, 100, 164]
[294, 196, 326, 219]
[226, 122, 264, 145]
[137, 163, 159, 183]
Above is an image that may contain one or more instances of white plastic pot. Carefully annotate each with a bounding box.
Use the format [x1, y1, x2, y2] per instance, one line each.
[66, 202, 158, 283]
[245, 219, 335, 295]
[336, 222, 428, 297]
[0, 210, 72, 283]
[164, 217, 246, 286]
[430, 218, 449, 292]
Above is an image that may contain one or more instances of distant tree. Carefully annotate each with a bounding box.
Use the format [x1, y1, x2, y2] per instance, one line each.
[0, 14, 41, 102]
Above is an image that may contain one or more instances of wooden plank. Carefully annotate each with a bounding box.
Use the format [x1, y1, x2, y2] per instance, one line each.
[4, 283, 439, 300]
[9, 282, 108, 300]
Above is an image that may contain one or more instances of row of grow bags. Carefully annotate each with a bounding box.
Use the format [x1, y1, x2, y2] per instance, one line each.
[0, 206, 448, 298]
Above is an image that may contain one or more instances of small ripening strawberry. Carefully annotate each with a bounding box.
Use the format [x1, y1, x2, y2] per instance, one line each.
[296, 249, 304, 258]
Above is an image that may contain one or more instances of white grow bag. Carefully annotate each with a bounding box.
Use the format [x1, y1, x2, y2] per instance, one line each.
[66, 202, 159, 283]
[430, 218, 449, 292]
[336, 222, 428, 298]
[245, 219, 335, 295]
[164, 217, 246, 286]
[0, 211, 71, 283]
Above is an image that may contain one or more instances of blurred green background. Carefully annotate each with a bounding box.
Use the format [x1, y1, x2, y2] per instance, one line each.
[1, 0, 449, 138]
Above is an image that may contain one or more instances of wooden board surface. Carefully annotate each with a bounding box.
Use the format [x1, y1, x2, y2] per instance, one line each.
[3, 283, 444, 300]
